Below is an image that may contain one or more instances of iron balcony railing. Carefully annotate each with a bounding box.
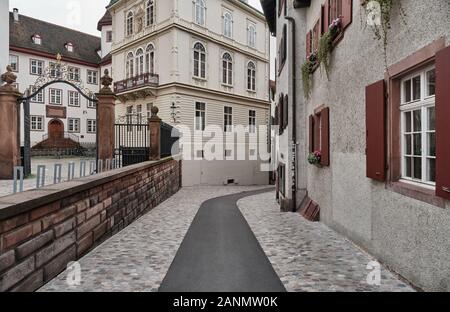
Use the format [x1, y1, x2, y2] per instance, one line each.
[42, 132, 80, 143]
[114, 73, 159, 93]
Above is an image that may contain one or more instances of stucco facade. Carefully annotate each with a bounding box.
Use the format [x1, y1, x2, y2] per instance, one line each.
[0, 0, 9, 81]
[108, 0, 271, 186]
[265, 0, 450, 291]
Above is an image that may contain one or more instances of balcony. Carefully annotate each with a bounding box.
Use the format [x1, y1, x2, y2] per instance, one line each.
[114, 73, 159, 95]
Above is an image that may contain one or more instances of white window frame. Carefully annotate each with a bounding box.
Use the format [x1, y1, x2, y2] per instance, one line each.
[193, 42, 207, 80]
[223, 10, 233, 38]
[29, 85, 44, 103]
[68, 66, 80, 81]
[87, 70, 98, 85]
[106, 31, 113, 43]
[30, 59, 44, 75]
[194, 0, 206, 26]
[249, 110, 256, 133]
[145, 44, 155, 74]
[126, 52, 134, 79]
[49, 88, 62, 105]
[247, 61, 256, 92]
[32, 34, 42, 45]
[195, 102, 206, 131]
[224, 106, 233, 132]
[126, 11, 134, 36]
[136, 48, 145, 76]
[146, 0, 155, 27]
[247, 22, 257, 48]
[68, 118, 81, 133]
[31, 116, 44, 131]
[221, 52, 233, 86]
[400, 65, 436, 188]
[68, 91, 80, 107]
[9, 54, 19, 72]
[87, 119, 97, 133]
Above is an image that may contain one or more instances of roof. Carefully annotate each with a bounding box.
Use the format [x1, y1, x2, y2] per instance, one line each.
[97, 11, 112, 31]
[9, 12, 101, 65]
[260, 0, 276, 34]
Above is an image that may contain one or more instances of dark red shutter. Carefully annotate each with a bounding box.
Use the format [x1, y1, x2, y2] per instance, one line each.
[314, 115, 321, 151]
[366, 80, 386, 181]
[435, 45, 450, 200]
[309, 115, 314, 153]
[306, 31, 311, 57]
[323, 1, 330, 33]
[342, 0, 353, 29]
[321, 107, 330, 166]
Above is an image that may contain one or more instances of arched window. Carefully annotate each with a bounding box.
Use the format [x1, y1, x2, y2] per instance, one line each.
[126, 11, 134, 36]
[136, 48, 144, 76]
[145, 44, 155, 74]
[222, 52, 233, 86]
[193, 42, 206, 79]
[223, 11, 233, 38]
[247, 61, 256, 91]
[126, 52, 134, 79]
[146, 0, 155, 26]
[247, 24, 256, 48]
[194, 0, 206, 26]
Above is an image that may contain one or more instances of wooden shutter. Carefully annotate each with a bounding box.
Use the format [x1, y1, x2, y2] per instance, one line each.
[306, 31, 311, 57]
[320, 107, 330, 166]
[309, 115, 314, 153]
[279, 94, 284, 133]
[284, 95, 289, 130]
[323, 2, 330, 34]
[435, 45, 450, 200]
[342, 0, 353, 30]
[314, 114, 321, 151]
[365, 80, 386, 181]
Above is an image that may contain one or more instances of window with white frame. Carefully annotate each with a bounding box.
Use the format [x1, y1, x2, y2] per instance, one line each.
[30, 59, 44, 75]
[146, 44, 155, 74]
[247, 61, 256, 91]
[68, 66, 80, 81]
[87, 119, 97, 133]
[68, 91, 80, 107]
[223, 11, 233, 38]
[87, 96, 96, 108]
[224, 106, 233, 132]
[146, 0, 155, 26]
[221, 52, 233, 86]
[400, 66, 436, 186]
[32, 34, 42, 45]
[247, 23, 256, 48]
[194, 0, 206, 26]
[49, 62, 62, 78]
[146, 103, 153, 118]
[126, 11, 134, 36]
[106, 31, 113, 43]
[136, 104, 143, 125]
[193, 42, 206, 79]
[49, 89, 62, 105]
[31, 116, 44, 131]
[65, 43, 74, 52]
[126, 52, 134, 79]
[68, 118, 80, 133]
[9, 55, 19, 72]
[29, 86, 44, 103]
[249, 110, 256, 133]
[87, 70, 98, 84]
[195, 102, 206, 131]
[136, 48, 145, 76]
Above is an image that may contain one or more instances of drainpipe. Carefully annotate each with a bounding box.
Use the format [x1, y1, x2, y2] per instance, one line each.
[284, 16, 297, 213]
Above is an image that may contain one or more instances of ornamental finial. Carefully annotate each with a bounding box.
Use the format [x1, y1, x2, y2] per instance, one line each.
[56, 53, 62, 64]
[1, 66, 17, 85]
[100, 69, 114, 94]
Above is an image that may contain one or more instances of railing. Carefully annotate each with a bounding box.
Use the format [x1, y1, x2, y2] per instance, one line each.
[42, 132, 80, 143]
[114, 73, 159, 93]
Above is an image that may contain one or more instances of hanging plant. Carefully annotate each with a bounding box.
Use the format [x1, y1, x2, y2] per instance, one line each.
[308, 150, 322, 165]
[301, 52, 317, 99]
[317, 18, 342, 80]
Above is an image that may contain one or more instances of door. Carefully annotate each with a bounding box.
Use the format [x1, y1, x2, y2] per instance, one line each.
[48, 119, 64, 139]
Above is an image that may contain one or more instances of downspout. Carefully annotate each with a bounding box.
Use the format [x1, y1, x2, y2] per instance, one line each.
[284, 16, 297, 213]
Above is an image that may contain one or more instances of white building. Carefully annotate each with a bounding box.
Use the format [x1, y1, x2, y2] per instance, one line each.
[107, 0, 271, 186]
[0, 0, 9, 79]
[8, 10, 102, 149]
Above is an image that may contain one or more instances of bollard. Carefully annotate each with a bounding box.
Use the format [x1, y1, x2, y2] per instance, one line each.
[68, 162, 75, 181]
[13, 166, 24, 194]
[89, 160, 96, 175]
[80, 161, 86, 177]
[97, 159, 103, 173]
[53, 164, 62, 184]
[36, 165, 46, 189]
[105, 159, 111, 171]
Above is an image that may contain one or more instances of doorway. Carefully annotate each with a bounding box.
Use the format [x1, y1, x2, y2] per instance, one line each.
[48, 119, 64, 139]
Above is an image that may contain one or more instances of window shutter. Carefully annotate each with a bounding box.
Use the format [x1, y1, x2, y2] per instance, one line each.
[435, 45, 450, 200]
[279, 94, 284, 133]
[314, 114, 321, 151]
[306, 31, 311, 57]
[320, 107, 330, 166]
[309, 115, 314, 153]
[342, 0, 353, 30]
[284, 94, 289, 130]
[323, 2, 329, 34]
[365, 80, 386, 181]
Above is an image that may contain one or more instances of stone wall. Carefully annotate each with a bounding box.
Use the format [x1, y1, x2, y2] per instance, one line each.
[0, 157, 181, 292]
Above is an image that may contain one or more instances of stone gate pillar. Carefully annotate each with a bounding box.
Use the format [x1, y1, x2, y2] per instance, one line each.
[96, 70, 116, 164]
[149, 106, 161, 161]
[0, 66, 21, 179]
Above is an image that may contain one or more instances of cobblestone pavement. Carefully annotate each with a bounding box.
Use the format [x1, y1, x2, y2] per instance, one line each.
[39, 186, 270, 292]
[237, 191, 415, 292]
[0, 157, 95, 198]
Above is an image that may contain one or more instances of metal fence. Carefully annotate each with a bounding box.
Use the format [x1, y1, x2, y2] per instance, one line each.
[114, 122, 150, 167]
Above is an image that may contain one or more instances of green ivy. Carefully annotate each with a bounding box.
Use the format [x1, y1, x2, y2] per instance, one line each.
[301, 59, 314, 99]
[317, 30, 335, 80]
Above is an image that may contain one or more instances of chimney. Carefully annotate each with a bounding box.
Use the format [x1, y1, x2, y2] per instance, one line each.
[13, 8, 19, 22]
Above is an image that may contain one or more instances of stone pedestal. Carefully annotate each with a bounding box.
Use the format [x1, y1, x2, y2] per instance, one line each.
[149, 106, 161, 161]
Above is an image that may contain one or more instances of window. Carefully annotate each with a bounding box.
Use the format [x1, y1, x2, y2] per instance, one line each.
[145, 44, 155, 74]
[193, 42, 206, 79]
[136, 104, 143, 124]
[68, 91, 80, 107]
[247, 61, 256, 91]
[29, 85, 44, 103]
[195, 0, 206, 26]
[68, 67, 80, 81]
[146, 103, 153, 118]
[32, 34, 42, 45]
[31, 116, 44, 131]
[249, 110, 256, 133]
[65, 42, 74, 52]
[87, 97, 96, 109]
[247, 23, 256, 48]
[309, 106, 330, 166]
[49, 89, 62, 105]
[126, 52, 134, 79]
[329, 0, 343, 22]
[195, 102, 206, 131]
[222, 52, 233, 86]
[223, 11, 233, 38]
[68, 118, 80, 133]
[126, 11, 134, 36]
[224, 106, 233, 132]
[9, 55, 19, 72]
[400, 67, 436, 186]
[312, 20, 320, 53]
[87, 119, 97, 133]
[30, 59, 44, 75]
[87, 70, 98, 85]
[278, 164, 286, 197]
[136, 48, 145, 76]
[279, 25, 287, 73]
[106, 31, 113, 43]
[49, 62, 62, 78]
[146, 0, 155, 26]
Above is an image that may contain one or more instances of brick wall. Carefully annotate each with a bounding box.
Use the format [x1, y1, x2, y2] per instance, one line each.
[0, 157, 181, 292]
